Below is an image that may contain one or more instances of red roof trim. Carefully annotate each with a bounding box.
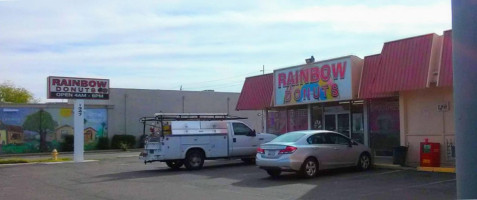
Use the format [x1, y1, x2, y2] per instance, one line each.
[358, 54, 397, 99]
[236, 74, 273, 110]
[374, 33, 436, 93]
[438, 30, 453, 87]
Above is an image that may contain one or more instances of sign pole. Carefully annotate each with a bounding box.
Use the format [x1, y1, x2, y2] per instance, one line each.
[47, 76, 109, 163]
[74, 99, 85, 162]
[452, 0, 477, 198]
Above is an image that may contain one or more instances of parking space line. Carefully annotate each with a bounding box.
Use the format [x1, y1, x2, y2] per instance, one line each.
[407, 179, 456, 188]
[340, 169, 407, 180]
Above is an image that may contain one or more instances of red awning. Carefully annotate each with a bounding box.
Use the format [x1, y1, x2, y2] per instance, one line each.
[358, 54, 397, 99]
[438, 30, 453, 87]
[373, 34, 436, 93]
[236, 74, 273, 110]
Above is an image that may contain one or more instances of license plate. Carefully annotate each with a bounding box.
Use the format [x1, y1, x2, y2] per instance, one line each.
[265, 150, 278, 157]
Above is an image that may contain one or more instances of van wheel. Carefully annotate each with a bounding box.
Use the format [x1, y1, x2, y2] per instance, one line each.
[357, 153, 371, 171]
[266, 169, 281, 178]
[241, 158, 255, 164]
[299, 158, 318, 178]
[184, 150, 204, 170]
[166, 160, 184, 169]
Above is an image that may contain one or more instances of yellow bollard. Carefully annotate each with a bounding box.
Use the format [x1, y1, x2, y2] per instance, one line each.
[52, 149, 58, 161]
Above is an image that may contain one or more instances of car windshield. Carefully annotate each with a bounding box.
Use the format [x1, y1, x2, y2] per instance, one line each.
[271, 132, 306, 143]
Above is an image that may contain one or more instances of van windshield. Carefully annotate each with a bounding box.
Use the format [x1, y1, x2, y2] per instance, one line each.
[271, 132, 306, 143]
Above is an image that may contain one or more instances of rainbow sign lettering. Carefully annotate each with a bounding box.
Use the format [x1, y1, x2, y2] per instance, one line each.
[274, 57, 353, 106]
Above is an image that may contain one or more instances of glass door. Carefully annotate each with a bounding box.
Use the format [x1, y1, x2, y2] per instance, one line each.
[324, 113, 350, 137]
[324, 114, 336, 131]
[337, 113, 350, 137]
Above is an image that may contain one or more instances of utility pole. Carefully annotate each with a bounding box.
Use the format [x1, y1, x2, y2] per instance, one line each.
[452, 0, 477, 198]
[260, 65, 265, 132]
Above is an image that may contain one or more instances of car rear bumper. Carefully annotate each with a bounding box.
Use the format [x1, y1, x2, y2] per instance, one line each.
[256, 154, 302, 171]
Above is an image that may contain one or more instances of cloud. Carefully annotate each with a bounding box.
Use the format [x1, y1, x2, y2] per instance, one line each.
[0, 0, 451, 102]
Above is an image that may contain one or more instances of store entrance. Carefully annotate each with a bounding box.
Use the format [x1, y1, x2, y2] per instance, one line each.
[312, 102, 365, 145]
[324, 113, 350, 137]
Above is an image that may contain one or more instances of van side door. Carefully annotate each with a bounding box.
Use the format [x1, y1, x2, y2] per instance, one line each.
[230, 122, 257, 156]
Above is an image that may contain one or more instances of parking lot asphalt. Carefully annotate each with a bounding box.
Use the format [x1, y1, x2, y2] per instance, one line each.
[0, 153, 456, 200]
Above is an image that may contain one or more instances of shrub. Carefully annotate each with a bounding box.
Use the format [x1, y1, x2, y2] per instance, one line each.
[97, 137, 110, 150]
[111, 135, 136, 149]
[119, 142, 129, 151]
[61, 135, 74, 152]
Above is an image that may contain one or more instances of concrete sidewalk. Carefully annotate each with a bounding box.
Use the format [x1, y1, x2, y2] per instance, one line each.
[0, 149, 142, 161]
[373, 156, 456, 173]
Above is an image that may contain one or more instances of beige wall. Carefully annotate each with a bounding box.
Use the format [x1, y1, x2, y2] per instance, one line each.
[400, 87, 455, 167]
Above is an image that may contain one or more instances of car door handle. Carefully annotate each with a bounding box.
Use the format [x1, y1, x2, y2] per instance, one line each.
[259, 138, 264, 141]
[233, 138, 236, 143]
[333, 148, 339, 150]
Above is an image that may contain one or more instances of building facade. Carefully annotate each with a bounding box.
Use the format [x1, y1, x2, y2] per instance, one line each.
[0, 89, 262, 154]
[237, 30, 454, 167]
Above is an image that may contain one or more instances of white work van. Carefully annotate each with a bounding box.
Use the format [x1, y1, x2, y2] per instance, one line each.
[139, 113, 276, 170]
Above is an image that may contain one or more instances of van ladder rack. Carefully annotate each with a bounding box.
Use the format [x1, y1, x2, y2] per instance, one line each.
[153, 113, 247, 121]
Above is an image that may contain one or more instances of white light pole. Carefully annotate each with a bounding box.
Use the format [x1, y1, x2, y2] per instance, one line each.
[74, 99, 85, 162]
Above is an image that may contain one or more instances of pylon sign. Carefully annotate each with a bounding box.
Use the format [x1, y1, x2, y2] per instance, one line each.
[47, 76, 110, 162]
[47, 76, 109, 100]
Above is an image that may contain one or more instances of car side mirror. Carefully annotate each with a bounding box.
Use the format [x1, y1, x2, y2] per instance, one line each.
[247, 130, 256, 137]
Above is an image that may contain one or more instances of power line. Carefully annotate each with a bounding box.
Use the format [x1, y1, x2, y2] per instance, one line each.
[169, 70, 260, 90]
[183, 80, 244, 90]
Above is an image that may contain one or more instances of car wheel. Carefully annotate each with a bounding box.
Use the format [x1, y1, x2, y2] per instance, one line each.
[357, 153, 371, 171]
[166, 160, 184, 169]
[300, 158, 318, 178]
[241, 158, 256, 165]
[266, 169, 281, 178]
[184, 150, 204, 170]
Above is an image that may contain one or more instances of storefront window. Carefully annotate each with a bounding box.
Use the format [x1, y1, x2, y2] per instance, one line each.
[311, 105, 323, 130]
[266, 109, 287, 134]
[368, 98, 400, 156]
[287, 107, 308, 132]
[351, 101, 364, 144]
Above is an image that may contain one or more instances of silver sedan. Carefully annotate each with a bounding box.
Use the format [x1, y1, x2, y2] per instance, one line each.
[256, 130, 372, 178]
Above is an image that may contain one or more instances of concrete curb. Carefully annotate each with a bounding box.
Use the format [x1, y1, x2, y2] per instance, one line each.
[0, 149, 142, 158]
[0, 160, 99, 167]
[417, 167, 456, 173]
[374, 163, 456, 173]
[374, 163, 416, 171]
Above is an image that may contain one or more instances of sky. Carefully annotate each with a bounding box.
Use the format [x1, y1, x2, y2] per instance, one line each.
[0, 0, 451, 102]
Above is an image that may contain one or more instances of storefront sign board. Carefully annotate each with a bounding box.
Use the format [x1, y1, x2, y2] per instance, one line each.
[274, 56, 362, 106]
[47, 76, 110, 100]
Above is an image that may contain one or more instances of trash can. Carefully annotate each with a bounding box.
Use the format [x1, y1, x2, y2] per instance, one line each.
[393, 146, 408, 166]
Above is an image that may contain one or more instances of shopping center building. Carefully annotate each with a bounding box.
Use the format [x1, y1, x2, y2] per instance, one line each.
[236, 30, 454, 167]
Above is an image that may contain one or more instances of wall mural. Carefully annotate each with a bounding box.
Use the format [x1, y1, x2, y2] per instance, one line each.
[0, 107, 107, 154]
